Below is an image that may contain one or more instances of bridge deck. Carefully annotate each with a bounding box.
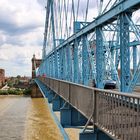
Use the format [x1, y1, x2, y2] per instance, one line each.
[35, 77, 140, 140]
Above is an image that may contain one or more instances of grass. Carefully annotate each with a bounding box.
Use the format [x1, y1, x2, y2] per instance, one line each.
[0, 88, 31, 95]
[0, 90, 9, 95]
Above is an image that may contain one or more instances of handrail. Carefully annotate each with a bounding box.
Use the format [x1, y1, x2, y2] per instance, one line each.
[39, 76, 140, 98]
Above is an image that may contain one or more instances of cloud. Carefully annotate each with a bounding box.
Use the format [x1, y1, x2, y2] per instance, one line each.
[0, 0, 44, 35]
[0, 44, 42, 76]
[0, 0, 44, 76]
[37, 0, 46, 7]
[0, 44, 41, 61]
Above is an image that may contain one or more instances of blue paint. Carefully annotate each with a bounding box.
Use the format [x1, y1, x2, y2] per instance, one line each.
[52, 95, 62, 111]
[80, 128, 113, 140]
[73, 22, 81, 33]
[96, 27, 104, 88]
[120, 13, 130, 92]
[60, 104, 72, 126]
[71, 107, 87, 126]
[96, 129, 112, 140]
[48, 90, 54, 103]
[80, 132, 96, 140]
[82, 34, 89, 86]
[66, 46, 72, 81]
[39, 1, 140, 92]
[73, 22, 81, 83]
[133, 45, 137, 74]
[60, 103, 87, 126]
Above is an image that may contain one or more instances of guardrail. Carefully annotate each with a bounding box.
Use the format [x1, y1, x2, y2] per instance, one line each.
[38, 77, 140, 140]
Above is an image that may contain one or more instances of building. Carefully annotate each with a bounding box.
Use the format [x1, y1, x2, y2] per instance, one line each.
[0, 69, 5, 88]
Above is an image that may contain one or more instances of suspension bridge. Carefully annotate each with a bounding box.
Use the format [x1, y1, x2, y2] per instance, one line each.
[32, 0, 140, 140]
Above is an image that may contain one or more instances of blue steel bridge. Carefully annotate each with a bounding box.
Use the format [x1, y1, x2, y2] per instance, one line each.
[33, 0, 140, 140]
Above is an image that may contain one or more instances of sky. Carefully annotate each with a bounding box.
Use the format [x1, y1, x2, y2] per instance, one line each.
[0, 0, 97, 77]
[0, 0, 46, 77]
[0, 0, 139, 77]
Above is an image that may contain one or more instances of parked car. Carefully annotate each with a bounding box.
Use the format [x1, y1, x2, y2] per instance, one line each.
[104, 80, 116, 89]
[92, 79, 116, 89]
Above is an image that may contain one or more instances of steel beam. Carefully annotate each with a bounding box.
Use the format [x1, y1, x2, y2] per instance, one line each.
[63, 47, 67, 80]
[82, 34, 89, 86]
[45, 0, 140, 58]
[133, 45, 137, 73]
[103, 23, 140, 32]
[73, 40, 79, 83]
[73, 22, 81, 83]
[96, 27, 104, 88]
[66, 45, 72, 81]
[59, 48, 63, 79]
[120, 12, 130, 92]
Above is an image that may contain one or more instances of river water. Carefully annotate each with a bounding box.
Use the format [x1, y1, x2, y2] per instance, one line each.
[0, 96, 63, 140]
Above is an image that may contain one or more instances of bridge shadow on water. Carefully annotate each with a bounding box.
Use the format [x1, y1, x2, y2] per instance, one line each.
[24, 98, 63, 140]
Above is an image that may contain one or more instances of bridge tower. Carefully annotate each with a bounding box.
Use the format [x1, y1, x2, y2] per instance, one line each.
[31, 54, 42, 79]
[31, 54, 43, 98]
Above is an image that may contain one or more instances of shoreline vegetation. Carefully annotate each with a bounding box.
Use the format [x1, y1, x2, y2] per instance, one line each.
[0, 88, 31, 96]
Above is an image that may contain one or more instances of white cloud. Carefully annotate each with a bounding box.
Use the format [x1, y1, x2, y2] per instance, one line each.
[0, 0, 45, 76]
[0, 44, 42, 76]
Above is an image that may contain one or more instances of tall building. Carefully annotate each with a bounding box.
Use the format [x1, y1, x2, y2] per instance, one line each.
[0, 69, 5, 87]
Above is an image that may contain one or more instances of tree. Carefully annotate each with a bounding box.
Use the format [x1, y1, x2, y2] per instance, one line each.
[16, 75, 21, 79]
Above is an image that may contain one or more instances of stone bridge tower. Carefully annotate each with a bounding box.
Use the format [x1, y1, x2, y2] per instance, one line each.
[31, 54, 42, 79]
[31, 54, 43, 98]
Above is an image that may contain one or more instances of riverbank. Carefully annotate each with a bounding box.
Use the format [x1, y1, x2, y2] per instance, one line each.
[0, 88, 31, 95]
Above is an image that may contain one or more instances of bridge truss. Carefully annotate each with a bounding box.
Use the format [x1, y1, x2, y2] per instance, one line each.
[38, 0, 140, 93]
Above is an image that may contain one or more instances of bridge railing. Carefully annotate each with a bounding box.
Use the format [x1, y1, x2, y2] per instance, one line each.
[95, 90, 140, 140]
[38, 77, 140, 140]
[42, 77, 94, 118]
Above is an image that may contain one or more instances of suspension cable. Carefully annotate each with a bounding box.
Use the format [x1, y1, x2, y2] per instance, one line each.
[72, 0, 76, 23]
[69, 2, 73, 36]
[59, 0, 63, 39]
[85, 0, 90, 22]
[76, 0, 80, 22]
[64, 0, 69, 38]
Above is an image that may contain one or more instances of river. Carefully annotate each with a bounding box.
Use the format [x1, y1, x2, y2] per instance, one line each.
[0, 96, 63, 140]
